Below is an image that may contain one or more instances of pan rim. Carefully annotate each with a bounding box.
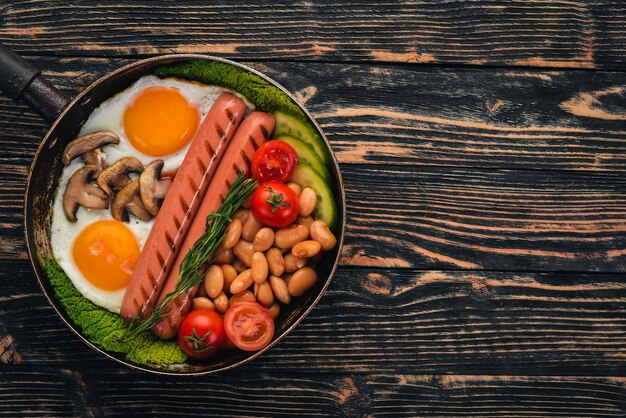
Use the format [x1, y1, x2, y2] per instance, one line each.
[23, 54, 346, 375]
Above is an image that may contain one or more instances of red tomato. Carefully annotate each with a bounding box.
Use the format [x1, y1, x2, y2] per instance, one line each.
[178, 309, 226, 359]
[251, 140, 298, 183]
[251, 181, 299, 227]
[224, 302, 275, 352]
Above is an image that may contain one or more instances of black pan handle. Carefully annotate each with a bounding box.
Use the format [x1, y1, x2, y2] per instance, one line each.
[0, 43, 69, 123]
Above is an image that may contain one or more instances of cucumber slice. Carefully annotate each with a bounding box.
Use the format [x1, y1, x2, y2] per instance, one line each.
[277, 135, 331, 183]
[291, 162, 337, 229]
[273, 111, 332, 166]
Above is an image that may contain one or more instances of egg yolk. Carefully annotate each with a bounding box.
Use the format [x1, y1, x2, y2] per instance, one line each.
[72, 220, 140, 291]
[123, 86, 199, 156]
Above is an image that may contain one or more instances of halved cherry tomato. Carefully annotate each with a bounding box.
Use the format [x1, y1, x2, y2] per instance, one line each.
[224, 302, 275, 352]
[178, 309, 226, 359]
[251, 140, 298, 183]
[251, 181, 299, 227]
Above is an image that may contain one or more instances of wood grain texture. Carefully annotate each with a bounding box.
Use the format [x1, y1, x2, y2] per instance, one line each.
[343, 165, 626, 271]
[5, 161, 626, 270]
[0, 368, 624, 417]
[3, 58, 626, 173]
[0, 1, 625, 414]
[1, 1, 626, 70]
[2, 261, 625, 375]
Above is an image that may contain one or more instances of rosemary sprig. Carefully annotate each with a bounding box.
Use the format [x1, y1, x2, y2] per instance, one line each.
[122, 173, 257, 339]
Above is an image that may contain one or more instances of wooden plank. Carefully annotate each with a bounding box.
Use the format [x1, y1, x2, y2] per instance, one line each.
[0, 367, 624, 417]
[1, 1, 626, 70]
[365, 375, 626, 417]
[2, 58, 626, 173]
[4, 162, 626, 271]
[343, 165, 626, 271]
[2, 261, 625, 375]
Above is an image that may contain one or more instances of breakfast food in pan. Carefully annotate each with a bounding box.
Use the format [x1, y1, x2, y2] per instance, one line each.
[44, 61, 338, 366]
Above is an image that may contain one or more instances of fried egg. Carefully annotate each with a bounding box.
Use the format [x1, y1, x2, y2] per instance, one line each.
[51, 75, 253, 312]
[50, 158, 153, 313]
[78, 75, 252, 172]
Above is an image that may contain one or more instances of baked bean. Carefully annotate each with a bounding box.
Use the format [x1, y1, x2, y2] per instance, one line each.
[292, 240, 321, 258]
[233, 240, 254, 267]
[229, 290, 256, 307]
[242, 214, 264, 241]
[192, 297, 215, 311]
[298, 187, 317, 217]
[296, 216, 314, 229]
[220, 264, 238, 295]
[288, 266, 317, 297]
[267, 302, 280, 320]
[269, 275, 291, 304]
[274, 224, 309, 249]
[310, 220, 337, 251]
[257, 281, 274, 308]
[230, 269, 253, 294]
[204, 264, 224, 298]
[222, 218, 242, 249]
[234, 209, 250, 224]
[286, 182, 302, 197]
[253, 227, 274, 252]
[213, 245, 234, 264]
[266, 248, 285, 276]
[232, 258, 247, 273]
[284, 253, 308, 273]
[213, 292, 229, 314]
[253, 282, 259, 297]
[251, 251, 269, 283]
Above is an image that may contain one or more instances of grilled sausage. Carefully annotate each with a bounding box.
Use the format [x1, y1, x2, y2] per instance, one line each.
[151, 111, 275, 339]
[120, 94, 247, 323]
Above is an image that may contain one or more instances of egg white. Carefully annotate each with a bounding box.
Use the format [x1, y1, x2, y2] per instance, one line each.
[51, 75, 254, 313]
[50, 157, 155, 313]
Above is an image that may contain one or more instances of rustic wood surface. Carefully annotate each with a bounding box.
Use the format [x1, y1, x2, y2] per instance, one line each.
[1, 1, 626, 417]
[1, 1, 626, 70]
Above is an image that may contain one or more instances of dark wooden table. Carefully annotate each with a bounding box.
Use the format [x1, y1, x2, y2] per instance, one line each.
[2, 1, 626, 416]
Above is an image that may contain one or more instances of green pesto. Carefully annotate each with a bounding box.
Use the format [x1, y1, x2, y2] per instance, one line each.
[43, 258, 187, 366]
[154, 60, 306, 118]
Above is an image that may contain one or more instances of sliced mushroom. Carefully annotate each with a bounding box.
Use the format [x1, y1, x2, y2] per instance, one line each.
[63, 165, 109, 222]
[62, 130, 119, 167]
[111, 179, 152, 222]
[139, 160, 172, 216]
[82, 149, 108, 173]
[97, 157, 144, 196]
